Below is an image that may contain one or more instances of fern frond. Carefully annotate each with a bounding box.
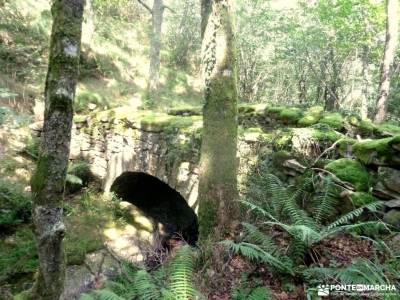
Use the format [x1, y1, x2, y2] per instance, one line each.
[133, 270, 161, 300]
[242, 223, 280, 255]
[312, 176, 338, 225]
[247, 287, 271, 300]
[240, 199, 279, 222]
[326, 201, 384, 230]
[66, 173, 83, 185]
[93, 290, 126, 300]
[221, 240, 294, 275]
[168, 245, 197, 300]
[266, 222, 322, 246]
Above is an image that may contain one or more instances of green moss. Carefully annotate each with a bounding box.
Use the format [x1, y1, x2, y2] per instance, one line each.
[350, 192, 376, 206]
[352, 136, 400, 166]
[358, 119, 376, 136]
[298, 106, 324, 126]
[278, 107, 302, 123]
[266, 106, 284, 114]
[312, 128, 342, 143]
[298, 115, 319, 126]
[325, 158, 372, 191]
[198, 198, 219, 243]
[376, 122, 400, 136]
[320, 112, 344, 130]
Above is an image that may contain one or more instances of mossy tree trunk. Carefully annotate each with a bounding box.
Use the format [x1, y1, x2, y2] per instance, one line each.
[198, 0, 239, 242]
[375, 0, 399, 124]
[30, 1, 84, 299]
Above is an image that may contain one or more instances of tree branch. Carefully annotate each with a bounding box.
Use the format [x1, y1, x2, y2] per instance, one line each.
[136, 0, 152, 14]
[163, 5, 176, 13]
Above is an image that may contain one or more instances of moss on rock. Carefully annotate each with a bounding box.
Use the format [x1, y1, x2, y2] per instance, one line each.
[350, 192, 376, 206]
[320, 112, 344, 130]
[325, 158, 372, 191]
[278, 107, 303, 124]
[352, 136, 400, 167]
[298, 106, 324, 126]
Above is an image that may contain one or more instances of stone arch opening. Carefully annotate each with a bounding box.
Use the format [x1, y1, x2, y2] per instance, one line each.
[110, 172, 198, 246]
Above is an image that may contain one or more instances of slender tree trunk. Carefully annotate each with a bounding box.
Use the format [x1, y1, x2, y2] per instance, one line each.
[30, 1, 84, 299]
[148, 0, 164, 100]
[375, 0, 399, 123]
[361, 45, 369, 119]
[198, 0, 239, 242]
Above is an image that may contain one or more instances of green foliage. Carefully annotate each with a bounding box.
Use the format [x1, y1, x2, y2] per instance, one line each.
[225, 173, 386, 276]
[81, 245, 198, 300]
[66, 161, 93, 193]
[0, 227, 38, 283]
[0, 179, 32, 230]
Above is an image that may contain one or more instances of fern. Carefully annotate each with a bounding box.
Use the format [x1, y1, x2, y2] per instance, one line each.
[312, 176, 338, 225]
[247, 287, 271, 300]
[326, 201, 384, 231]
[168, 245, 197, 300]
[66, 173, 83, 186]
[221, 240, 294, 275]
[132, 269, 162, 300]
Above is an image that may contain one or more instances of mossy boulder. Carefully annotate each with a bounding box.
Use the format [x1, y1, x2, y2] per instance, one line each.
[325, 158, 372, 191]
[352, 136, 400, 167]
[320, 112, 344, 130]
[358, 119, 376, 136]
[383, 209, 400, 229]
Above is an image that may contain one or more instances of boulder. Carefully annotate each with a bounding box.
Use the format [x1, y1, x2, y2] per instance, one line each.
[383, 209, 400, 230]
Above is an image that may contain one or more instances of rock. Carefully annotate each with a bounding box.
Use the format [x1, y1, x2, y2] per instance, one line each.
[282, 159, 306, 174]
[383, 209, 400, 229]
[60, 250, 121, 300]
[373, 182, 400, 200]
[384, 199, 400, 208]
[378, 167, 400, 194]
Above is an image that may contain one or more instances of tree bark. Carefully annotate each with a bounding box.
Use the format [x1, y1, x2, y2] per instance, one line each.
[375, 0, 399, 123]
[147, 0, 164, 100]
[360, 45, 369, 119]
[30, 1, 84, 299]
[198, 0, 239, 242]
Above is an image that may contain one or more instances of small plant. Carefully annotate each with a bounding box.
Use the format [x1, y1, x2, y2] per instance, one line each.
[66, 161, 93, 193]
[80, 245, 199, 300]
[0, 179, 32, 231]
[223, 174, 386, 277]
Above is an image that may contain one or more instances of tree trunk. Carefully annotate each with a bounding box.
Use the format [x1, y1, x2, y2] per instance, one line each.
[375, 0, 399, 123]
[147, 0, 164, 100]
[361, 45, 369, 119]
[198, 0, 239, 242]
[30, 1, 84, 299]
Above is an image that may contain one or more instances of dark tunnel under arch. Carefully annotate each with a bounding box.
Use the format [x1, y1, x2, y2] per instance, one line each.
[110, 172, 198, 246]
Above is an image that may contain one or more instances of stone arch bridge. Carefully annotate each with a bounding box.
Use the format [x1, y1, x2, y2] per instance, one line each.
[67, 106, 266, 211]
